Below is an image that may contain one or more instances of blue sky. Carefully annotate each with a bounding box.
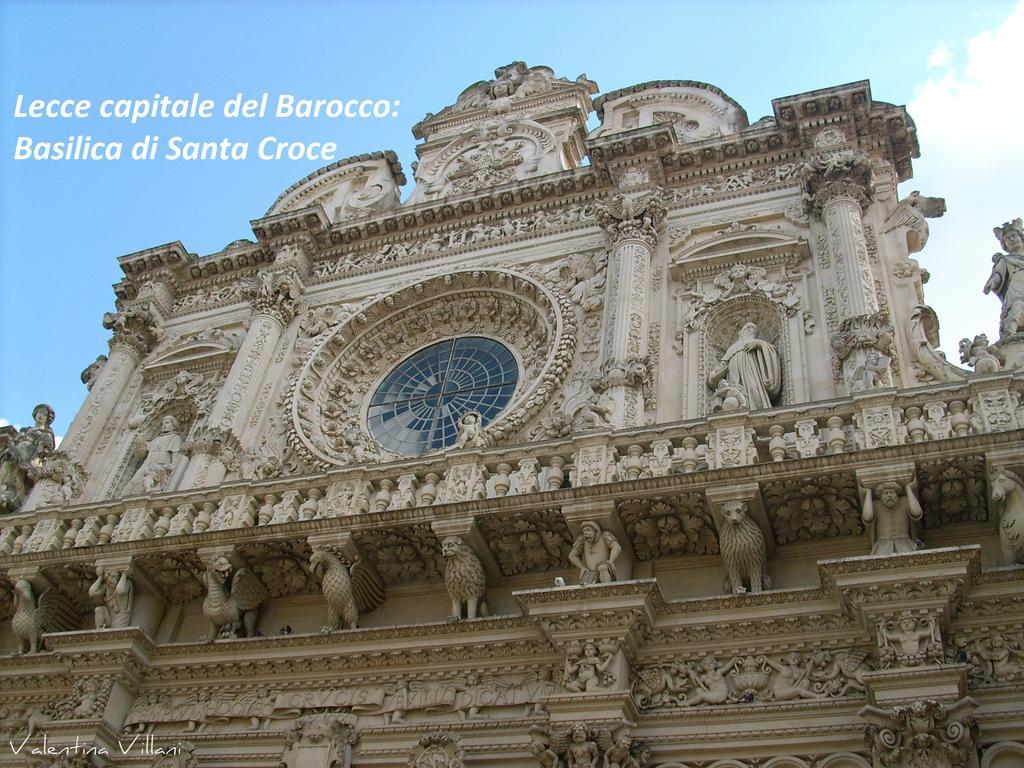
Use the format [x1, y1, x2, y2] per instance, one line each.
[1, 0, 1021, 436]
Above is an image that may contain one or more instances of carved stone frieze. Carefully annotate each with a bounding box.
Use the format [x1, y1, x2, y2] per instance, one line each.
[408, 732, 464, 768]
[618, 495, 718, 559]
[633, 648, 872, 709]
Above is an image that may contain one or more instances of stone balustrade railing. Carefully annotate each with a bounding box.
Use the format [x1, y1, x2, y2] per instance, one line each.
[1, 374, 1021, 559]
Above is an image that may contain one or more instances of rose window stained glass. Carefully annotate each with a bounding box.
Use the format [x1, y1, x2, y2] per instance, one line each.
[367, 337, 519, 455]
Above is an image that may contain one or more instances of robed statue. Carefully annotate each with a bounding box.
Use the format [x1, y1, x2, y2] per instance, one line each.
[984, 218, 1024, 339]
[708, 322, 781, 411]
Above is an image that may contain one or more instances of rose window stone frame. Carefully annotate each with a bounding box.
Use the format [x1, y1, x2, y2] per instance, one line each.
[287, 269, 577, 468]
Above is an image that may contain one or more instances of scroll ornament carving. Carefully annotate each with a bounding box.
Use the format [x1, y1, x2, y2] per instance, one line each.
[51, 677, 112, 720]
[103, 304, 161, 357]
[861, 697, 979, 768]
[665, 162, 801, 205]
[717, 500, 770, 594]
[441, 535, 489, 620]
[595, 187, 667, 246]
[990, 466, 1024, 565]
[633, 649, 870, 710]
[526, 249, 608, 314]
[200, 552, 268, 641]
[983, 217, 1024, 339]
[569, 520, 622, 585]
[682, 263, 803, 330]
[408, 732, 464, 768]
[908, 305, 964, 384]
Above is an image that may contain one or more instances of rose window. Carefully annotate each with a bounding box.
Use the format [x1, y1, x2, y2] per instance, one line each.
[367, 337, 519, 455]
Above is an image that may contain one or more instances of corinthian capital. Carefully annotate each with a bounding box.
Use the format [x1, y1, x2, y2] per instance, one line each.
[247, 266, 304, 324]
[595, 187, 667, 247]
[800, 147, 874, 216]
[102, 304, 161, 358]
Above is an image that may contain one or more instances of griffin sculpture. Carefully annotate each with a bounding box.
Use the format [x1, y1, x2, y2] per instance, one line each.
[309, 545, 385, 632]
[201, 553, 268, 641]
[11, 578, 80, 654]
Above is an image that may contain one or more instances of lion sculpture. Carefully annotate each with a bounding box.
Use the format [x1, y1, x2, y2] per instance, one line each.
[441, 535, 489, 620]
[717, 501, 770, 594]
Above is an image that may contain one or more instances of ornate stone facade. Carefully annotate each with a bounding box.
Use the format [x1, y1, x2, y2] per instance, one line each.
[1, 65, 1022, 768]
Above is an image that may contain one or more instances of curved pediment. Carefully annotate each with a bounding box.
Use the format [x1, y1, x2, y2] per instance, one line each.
[592, 80, 748, 142]
[267, 151, 406, 223]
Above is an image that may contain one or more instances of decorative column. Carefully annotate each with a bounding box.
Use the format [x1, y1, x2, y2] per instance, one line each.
[802, 130, 893, 394]
[595, 180, 666, 427]
[22, 304, 161, 512]
[180, 260, 303, 489]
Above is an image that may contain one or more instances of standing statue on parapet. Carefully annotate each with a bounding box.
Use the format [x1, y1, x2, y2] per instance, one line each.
[984, 218, 1024, 339]
[0, 404, 56, 514]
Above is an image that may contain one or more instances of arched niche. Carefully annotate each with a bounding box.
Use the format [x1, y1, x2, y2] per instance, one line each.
[982, 742, 1024, 768]
[670, 223, 814, 417]
[763, 758, 811, 768]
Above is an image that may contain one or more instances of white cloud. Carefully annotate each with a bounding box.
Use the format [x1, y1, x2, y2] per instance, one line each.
[904, 2, 1024, 358]
[0, 419, 10, 429]
[927, 40, 953, 69]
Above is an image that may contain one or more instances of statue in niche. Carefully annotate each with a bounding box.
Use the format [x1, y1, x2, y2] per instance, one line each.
[453, 412, 487, 449]
[860, 479, 923, 555]
[0, 403, 56, 513]
[88, 565, 133, 629]
[708, 322, 781, 410]
[124, 415, 185, 495]
[568, 520, 622, 585]
[985, 217, 1024, 339]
